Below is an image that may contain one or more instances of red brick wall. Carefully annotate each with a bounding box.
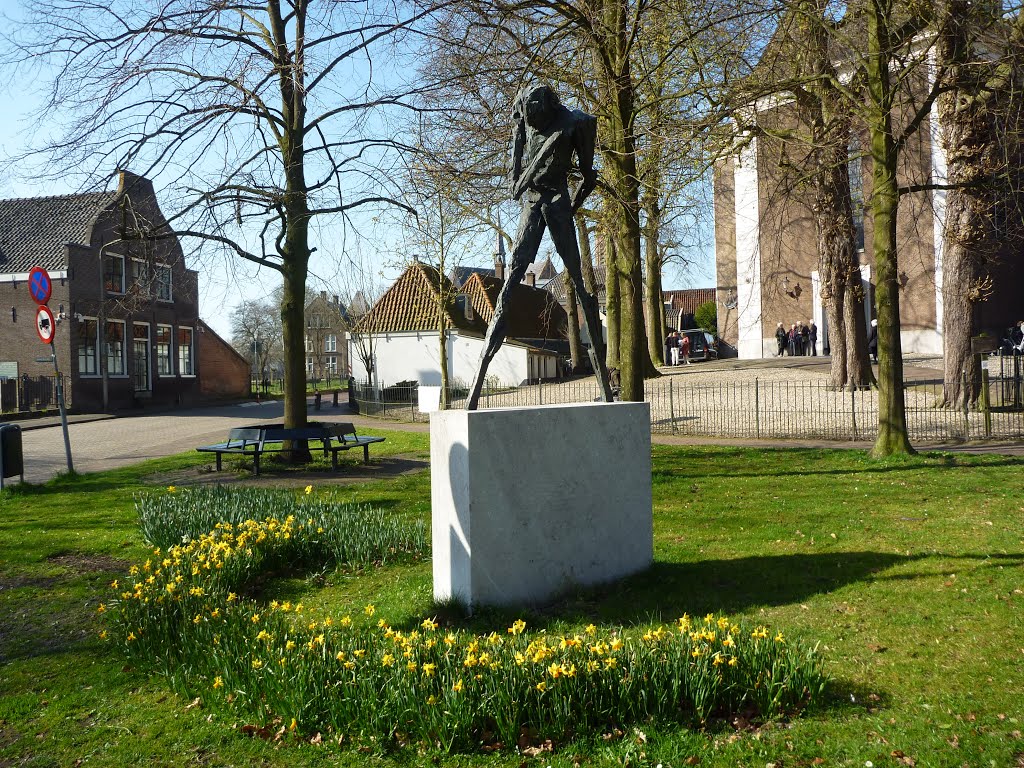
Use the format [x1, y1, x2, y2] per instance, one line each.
[197, 322, 250, 399]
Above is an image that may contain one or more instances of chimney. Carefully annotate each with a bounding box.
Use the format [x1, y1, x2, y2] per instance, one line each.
[495, 259, 505, 281]
[526, 272, 536, 288]
[320, 290, 327, 301]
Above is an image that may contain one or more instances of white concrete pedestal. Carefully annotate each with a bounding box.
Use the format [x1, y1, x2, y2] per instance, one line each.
[430, 402, 653, 607]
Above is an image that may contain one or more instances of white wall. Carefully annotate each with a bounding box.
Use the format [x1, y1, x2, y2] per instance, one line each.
[734, 138, 764, 359]
[349, 331, 531, 387]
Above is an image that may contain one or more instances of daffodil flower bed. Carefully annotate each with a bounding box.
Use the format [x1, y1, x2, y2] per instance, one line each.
[108, 491, 826, 752]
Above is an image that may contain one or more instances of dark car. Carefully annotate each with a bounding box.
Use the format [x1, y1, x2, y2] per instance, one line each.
[680, 329, 719, 361]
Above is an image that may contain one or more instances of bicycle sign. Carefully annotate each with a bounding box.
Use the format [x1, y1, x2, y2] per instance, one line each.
[28, 266, 52, 305]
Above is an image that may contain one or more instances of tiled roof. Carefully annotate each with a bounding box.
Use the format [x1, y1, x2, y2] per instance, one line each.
[0, 190, 117, 273]
[547, 269, 607, 306]
[461, 273, 567, 340]
[664, 288, 717, 315]
[449, 265, 496, 288]
[355, 263, 488, 335]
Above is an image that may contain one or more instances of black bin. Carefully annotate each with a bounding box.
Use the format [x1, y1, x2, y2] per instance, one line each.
[0, 423, 24, 488]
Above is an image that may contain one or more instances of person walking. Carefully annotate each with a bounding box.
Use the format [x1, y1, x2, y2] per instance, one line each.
[775, 322, 787, 356]
[868, 318, 878, 363]
[680, 333, 692, 365]
[808, 320, 818, 356]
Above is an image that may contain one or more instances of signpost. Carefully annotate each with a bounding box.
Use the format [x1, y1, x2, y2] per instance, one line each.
[26, 266, 74, 474]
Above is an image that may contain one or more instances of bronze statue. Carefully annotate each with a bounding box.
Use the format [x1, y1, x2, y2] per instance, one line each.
[466, 84, 614, 409]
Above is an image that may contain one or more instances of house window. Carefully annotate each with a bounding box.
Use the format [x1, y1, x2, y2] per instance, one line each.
[178, 327, 194, 376]
[156, 324, 173, 375]
[326, 356, 337, 375]
[78, 318, 98, 375]
[131, 259, 150, 294]
[305, 336, 312, 353]
[849, 137, 865, 251]
[105, 320, 126, 376]
[306, 356, 314, 376]
[155, 264, 172, 302]
[325, 334, 337, 352]
[104, 254, 125, 294]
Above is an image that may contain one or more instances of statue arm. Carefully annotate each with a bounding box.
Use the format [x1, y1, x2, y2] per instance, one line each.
[509, 116, 527, 200]
[570, 112, 598, 212]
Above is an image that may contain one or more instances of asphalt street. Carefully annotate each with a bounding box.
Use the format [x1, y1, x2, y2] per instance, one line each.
[13, 398, 407, 484]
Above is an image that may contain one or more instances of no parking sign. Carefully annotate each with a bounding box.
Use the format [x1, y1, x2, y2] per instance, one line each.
[28, 266, 53, 305]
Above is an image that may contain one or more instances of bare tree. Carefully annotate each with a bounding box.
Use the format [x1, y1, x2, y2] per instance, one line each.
[4, 0, 439, 458]
[230, 297, 282, 387]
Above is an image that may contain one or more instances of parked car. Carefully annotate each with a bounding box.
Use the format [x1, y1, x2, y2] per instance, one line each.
[680, 329, 719, 361]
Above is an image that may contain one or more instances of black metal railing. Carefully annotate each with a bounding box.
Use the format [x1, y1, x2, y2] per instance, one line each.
[349, 365, 1024, 442]
[0, 375, 67, 413]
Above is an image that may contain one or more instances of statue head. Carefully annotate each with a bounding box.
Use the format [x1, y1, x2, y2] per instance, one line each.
[515, 84, 561, 130]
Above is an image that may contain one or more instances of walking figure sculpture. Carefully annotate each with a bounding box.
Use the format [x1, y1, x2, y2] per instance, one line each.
[466, 84, 614, 410]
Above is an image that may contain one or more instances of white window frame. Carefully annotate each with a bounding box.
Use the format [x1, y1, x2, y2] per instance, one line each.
[326, 355, 337, 375]
[325, 334, 337, 353]
[78, 317, 99, 376]
[156, 324, 174, 377]
[177, 326, 195, 377]
[105, 319, 127, 377]
[155, 264, 173, 302]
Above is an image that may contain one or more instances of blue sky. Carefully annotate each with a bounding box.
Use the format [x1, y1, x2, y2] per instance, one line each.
[0, 0, 715, 342]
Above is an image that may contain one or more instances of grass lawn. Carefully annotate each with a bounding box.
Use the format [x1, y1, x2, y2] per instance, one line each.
[0, 430, 1022, 767]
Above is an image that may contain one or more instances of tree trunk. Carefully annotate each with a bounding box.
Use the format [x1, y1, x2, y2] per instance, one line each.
[643, 193, 666, 366]
[563, 275, 585, 373]
[866, 0, 914, 456]
[576, 213, 598, 295]
[603, 229, 620, 369]
[936, 0, 998, 408]
[439, 322, 450, 409]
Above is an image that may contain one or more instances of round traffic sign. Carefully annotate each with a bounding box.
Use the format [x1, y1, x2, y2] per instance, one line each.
[28, 266, 53, 305]
[36, 305, 56, 345]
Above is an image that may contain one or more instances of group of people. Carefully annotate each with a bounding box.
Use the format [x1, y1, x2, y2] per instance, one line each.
[775, 321, 818, 357]
[666, 331, 693, 365]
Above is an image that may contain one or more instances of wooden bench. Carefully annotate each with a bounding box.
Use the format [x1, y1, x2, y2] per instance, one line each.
[197, 422, 385, 476]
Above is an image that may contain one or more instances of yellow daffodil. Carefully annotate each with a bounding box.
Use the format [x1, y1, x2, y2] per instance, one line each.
[304, 484, 313, 495]
[508, 619, 526, 635]
[452, 679, 464, 693]
[381, 654, 395, 667]
[585, 623, 597, 636]
[126, 632, 136, 642]
[364, 604, 375, 616]
[422, 663, 436, 677]
[340, 615, 352, 628]
[252, 658, 263, 669]
[212, 676, 223, 689]
[167, 485, 176, 493]
[536, 681, 547, 692]
[421, 617, 438, 631]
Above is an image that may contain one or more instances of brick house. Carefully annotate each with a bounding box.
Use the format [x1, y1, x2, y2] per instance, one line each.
[0, 171, 201, 411]
[304, 291, 349, 385]
[197, 320, 250, 399]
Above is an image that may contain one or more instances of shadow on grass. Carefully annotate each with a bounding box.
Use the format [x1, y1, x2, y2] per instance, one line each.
[651, 449, 1024, 482]
[430, 551, 920, 635]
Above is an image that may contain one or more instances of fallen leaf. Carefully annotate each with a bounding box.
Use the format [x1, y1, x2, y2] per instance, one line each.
[867, 644, 888, 653]
[184, 697, 201, 711]
[685, 758, 700, 766]
[310, 732, 322, 745]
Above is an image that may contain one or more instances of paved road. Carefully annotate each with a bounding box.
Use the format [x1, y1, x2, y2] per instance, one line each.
[15, 398, 410, 484]
[10, 355, 1022, 486]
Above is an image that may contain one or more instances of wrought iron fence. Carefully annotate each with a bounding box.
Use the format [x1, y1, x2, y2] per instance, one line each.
[0, 375, 66, 413]
[349, 364, 1024, 442]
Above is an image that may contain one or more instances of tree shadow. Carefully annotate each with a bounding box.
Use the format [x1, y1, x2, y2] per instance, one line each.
[418, 551, 921, 634]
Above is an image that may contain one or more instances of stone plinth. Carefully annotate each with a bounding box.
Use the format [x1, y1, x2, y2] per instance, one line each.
[430, 402, 653, 607]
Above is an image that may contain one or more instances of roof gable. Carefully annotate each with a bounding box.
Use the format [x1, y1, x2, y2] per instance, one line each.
[461, 273, 567, 340]
[0, 190, 118, 273]
[356, 263, 488, 335]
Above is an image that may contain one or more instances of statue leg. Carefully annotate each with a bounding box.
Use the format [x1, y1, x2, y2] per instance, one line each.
[543, 195, 614, 402]
[466, 198, 546, 410]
